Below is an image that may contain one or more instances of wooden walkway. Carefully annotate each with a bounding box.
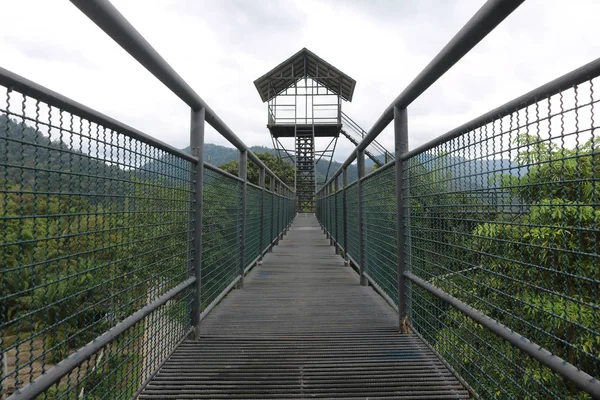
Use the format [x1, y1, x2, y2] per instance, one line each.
[141, 214, 470, 399]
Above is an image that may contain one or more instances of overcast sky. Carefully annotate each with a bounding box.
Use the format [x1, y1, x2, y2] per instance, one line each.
[1, 0, 599, 162]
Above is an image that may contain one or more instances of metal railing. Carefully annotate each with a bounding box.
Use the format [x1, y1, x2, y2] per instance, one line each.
[340, 112, 393, 166]
[0, 1, 295, 399]
[316, 0, 600, 398]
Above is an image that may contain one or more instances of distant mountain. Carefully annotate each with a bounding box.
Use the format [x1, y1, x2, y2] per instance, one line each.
[0, 115, 523, 199]
[180, 143, 360, 186]
[0, 115, 130, 201]
[181, 144, 279, 166]
[411, 152, 526, 191]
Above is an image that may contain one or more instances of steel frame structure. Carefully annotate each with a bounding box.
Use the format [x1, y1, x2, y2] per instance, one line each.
[3, 0, 600, 399]
[255, 53, 352, 212]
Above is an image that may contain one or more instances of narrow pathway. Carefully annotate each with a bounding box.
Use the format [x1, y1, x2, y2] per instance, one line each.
[141, 213, 470, 399]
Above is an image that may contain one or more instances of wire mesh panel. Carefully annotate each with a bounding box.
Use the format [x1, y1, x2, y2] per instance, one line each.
[336, 189, 344, 249]
[404, 77, 600, 399]
[244, 184, 262, 268]
[0, 85, 194, 398]
[284, 194, 294, 227]
[262, 190, 272, 251]
[330, 193, 335, 236]
[345, 182, 360, 263]
[44, 288, 192, 400]
[325, 194, 329, 230]
[273, 194, 280, 241]
[331, 191, 337, 239]
[316, 196, 322, 222]
[323, 194, 329, 232]
[362, 165, 398, 304]
[201, 166, 241, 311]
[322, 194, 326, 226]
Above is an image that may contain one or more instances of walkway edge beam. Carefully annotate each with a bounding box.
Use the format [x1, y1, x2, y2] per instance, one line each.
[404, 272, 600, 399]
[6, 277, 196, 400]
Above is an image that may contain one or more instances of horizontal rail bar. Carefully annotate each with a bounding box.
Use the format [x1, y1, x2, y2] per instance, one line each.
[404, 271, 600, 398]
[363, 272, 399, 314]
[247, 181, 262, 191]
[130, 326, 194, 399]
[70, 0, 293, 192]
[360, 0, 524, 152]
[400, 58, 600, 160]
[0, 66, 197, 163]
[320, 0, 524, 189]
[359, 158, 396, 183]
[402, 55, 600, 160]
[204, 161, 244, 183]
[407, 321, 480, 400]
[199, 276, 241, 322]
[347, 254, 361, 274]
[7, 277, 196, 400]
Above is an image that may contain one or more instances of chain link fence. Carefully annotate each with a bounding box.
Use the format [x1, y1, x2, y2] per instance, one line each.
[345, 181, 360, 264]
[201, 165, 242, 313]
[335, 189, 344, 250]
[0, 83, 195, 399]
[316, 71, 600, 399]
[0, 75, 295, 399]
[244, 184, 262, 270]
[404, 76, 599, 399]
[362, 164, 398, 304]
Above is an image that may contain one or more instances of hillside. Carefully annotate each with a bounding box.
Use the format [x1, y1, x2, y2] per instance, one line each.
[0, 116, 520, 194]
[0, 115, 131, 200]
[183, 143, 360, 184]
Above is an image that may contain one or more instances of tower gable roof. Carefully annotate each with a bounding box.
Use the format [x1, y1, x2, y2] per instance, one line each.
[254, 48, 356, 103]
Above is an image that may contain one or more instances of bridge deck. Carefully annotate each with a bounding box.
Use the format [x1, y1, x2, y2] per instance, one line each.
[140, 214, 470, 399]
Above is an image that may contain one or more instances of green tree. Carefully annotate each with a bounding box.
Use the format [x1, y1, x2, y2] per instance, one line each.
[219, 152, 295, 189]
[433, 134, 599, 399]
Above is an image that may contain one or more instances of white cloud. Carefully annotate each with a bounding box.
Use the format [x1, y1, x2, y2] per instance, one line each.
[1, 0, 599, 162]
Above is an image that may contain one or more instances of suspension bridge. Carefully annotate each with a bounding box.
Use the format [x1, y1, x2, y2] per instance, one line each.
[1, 0, 599, 399]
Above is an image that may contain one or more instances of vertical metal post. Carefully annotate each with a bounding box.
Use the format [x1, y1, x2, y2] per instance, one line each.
[280, 183, 285, 239]
[287, 188, 292, 228]
[329, 181, 334, 246]
[357, 149, 367, 286]
[316, 190, 319, 222]
[269, 175, 275, 251]
[238, 150, 247, 289]
[286, 187, 290, 231]
[275, 181, 280, 240]
[325, 183, 330, 237]
[394, 105, 409, 326]
[283, 186, 288, 234]
[342, 166, 349, 266]
[274, 180, 280, 245]
[322, 185, 326, 233]
[282, 186, 287, 236]
[190, 107, 205, 340]
[258, 167, 265, 261]
[326, 185, 330, 234]
[333, 177, 338, 252]
[316, 190, 319, 220]
[334, 175, 342, 255]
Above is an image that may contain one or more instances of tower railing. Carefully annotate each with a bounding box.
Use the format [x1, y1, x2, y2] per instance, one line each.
[316, 0, 600, 398]
[340, 111, 392, 164]
[0, 1, 295, 398]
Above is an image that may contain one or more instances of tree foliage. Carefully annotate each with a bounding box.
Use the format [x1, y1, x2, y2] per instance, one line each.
[420, 134, 599, 399]
[219, 152, 295, 189]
